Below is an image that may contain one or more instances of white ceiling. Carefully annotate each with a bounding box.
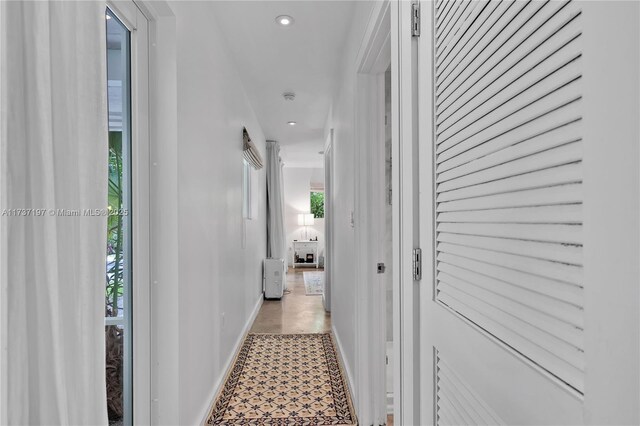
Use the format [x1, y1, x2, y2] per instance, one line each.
[212, 1, 357, 168]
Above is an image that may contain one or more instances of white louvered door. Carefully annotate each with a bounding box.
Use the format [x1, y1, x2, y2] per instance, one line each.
[417, 1, 640, 424]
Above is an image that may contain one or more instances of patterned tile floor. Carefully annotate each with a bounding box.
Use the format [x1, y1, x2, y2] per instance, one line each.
[207, 269, 357, 425]
[206, 333, 356, 425]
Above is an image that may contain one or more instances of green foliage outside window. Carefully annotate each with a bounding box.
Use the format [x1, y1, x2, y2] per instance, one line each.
[107, 131, 123, 317]
[310, 192, 324, 219]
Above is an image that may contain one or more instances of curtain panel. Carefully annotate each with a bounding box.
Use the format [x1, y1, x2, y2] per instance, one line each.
[0, 1, 109, 424]
[265, 141, 286, 273]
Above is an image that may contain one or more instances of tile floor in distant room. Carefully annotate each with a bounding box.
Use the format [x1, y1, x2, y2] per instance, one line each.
[251, 267, 330, 334]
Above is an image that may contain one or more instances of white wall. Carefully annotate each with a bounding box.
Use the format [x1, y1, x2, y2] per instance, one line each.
[283, 167, 325, 266]
[323, 0, 377, 400]
[169, 2, 267, 423]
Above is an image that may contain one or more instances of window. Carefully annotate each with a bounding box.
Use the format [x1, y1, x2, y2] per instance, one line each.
[105, 8, 132, 425]
[310, 191, 324, 218]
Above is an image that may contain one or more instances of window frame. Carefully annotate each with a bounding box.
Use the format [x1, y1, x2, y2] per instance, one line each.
[105, 2, 151, 425]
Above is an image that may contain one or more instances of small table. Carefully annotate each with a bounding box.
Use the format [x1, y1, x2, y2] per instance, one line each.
[292, 240, 319, 268]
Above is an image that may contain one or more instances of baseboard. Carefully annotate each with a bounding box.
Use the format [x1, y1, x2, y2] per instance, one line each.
[331, 325, 356, 404]
[198, 293, 263, 425]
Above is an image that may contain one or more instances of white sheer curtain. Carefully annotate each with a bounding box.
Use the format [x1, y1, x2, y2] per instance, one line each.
[0, 2, 109, 424]
[266, 141, 286, 267]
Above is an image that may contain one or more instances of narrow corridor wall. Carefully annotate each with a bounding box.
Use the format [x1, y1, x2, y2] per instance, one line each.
[323, 0, 377, 403]
[170, 2, 267, 423]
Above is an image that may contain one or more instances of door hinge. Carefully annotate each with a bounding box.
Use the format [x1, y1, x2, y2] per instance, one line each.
[411, 3, 421, 37]
[377, 263, 386, 274]
[413, 248, 422, 281]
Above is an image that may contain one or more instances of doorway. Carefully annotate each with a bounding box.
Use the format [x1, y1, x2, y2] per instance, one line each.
[253, 162, 330, 334]
[352, 2, 393, 425]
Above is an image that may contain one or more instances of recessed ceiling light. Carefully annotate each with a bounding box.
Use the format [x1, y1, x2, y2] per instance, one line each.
[276, 15, 294, 26]
[287, 121, 297, 126]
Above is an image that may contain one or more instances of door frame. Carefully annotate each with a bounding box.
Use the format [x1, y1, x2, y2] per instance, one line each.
[416, 1, 435, 423]
[391, 1, 421, 424]
[105, 1, 151, 424]
[354, 1, 420, 424]
[354, 2, 390, 424]
[324, 129, 334, 312]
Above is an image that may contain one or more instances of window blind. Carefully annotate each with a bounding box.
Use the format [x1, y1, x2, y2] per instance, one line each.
[243, 128, 264, 169]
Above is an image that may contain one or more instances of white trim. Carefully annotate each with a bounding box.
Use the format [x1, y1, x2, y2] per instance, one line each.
[198, 294, 264, 426]
[371, 72, 387, 426]
[0, 4, 7, 424]
[343, 0, 422, 424]
[417, 1, 436, 424]
[105, 317, 125, 326]
[354, 6, 391, 424]
[129, 6, 151, 425]
[391, 1, 419, 424]
[323, 130, 333, 312]
[106, 0, 138, 31]
[105, 2, 152, 424]
[331, 325, 356, 405]
[141, 3, 180, 424]
[581, 2, 640, 423]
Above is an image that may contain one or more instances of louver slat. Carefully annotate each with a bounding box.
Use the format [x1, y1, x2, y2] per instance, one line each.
[436, 1, 501, 70]
[437, 1, 468, 43]
[437, 107, 580, 174]
[437, 252, 582, 305]
[436, 121, 580, 178]
[437, 264, 584, 327]
[434, 0, 584, 393]
[436, 353, 507, 426]
[436, 1, 523, 81]
[438, 272, 582, 347]
[436, 1, 461, 33]
[437, 1, 580, 120]
[437, 232, 582, 265]
[436, 184, 582, 213]
[437, 1, 483, 57]
[437, 204, 582, 224]
[437, 153, 582, 196]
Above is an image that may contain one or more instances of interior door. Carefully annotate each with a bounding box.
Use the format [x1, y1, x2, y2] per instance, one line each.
[418, 1, 639, 424]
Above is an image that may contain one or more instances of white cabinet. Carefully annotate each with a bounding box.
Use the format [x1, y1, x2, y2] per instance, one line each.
[292, 240, 319, 268]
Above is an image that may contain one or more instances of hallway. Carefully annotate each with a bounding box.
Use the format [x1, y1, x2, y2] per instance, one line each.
[251, 268, 331, 334]
[2, 1, 640, 425]
[206, 269, 356, 425]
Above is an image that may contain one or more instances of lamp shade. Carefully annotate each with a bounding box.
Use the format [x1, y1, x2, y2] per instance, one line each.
[298, 213, 315, 226]
[304, 213, 315, 226]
